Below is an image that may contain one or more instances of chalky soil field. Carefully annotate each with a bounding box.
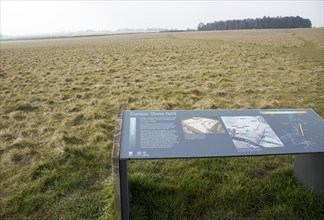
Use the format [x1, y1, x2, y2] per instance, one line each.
[1, 29, 323, 219]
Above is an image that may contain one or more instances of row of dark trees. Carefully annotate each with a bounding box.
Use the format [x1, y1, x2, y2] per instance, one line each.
[197, 16, 312, 31]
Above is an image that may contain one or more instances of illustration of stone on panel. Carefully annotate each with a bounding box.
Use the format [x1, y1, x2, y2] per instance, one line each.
[181, 117, 225, 134]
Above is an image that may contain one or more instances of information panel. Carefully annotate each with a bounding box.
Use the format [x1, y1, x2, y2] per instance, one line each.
[120, 109, 323, 159]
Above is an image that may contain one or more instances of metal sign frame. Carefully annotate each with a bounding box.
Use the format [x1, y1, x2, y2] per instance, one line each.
[113, 109, 324, 220]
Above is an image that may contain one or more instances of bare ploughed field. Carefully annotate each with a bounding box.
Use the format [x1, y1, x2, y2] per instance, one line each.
[1, 29, 323, 219]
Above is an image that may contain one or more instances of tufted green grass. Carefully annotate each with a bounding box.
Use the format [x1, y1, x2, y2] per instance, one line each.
[1, 28, 323, 219]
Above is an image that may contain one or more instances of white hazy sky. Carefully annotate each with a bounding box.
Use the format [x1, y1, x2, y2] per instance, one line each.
[1, 1, 323, 36]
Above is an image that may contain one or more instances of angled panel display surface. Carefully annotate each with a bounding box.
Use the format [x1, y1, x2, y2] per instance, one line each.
[120, 109, 323, 160]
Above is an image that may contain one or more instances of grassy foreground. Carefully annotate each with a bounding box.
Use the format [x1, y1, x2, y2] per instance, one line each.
[0, 29, 323, 219]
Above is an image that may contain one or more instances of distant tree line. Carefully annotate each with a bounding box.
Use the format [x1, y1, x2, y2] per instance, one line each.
[197, 16, 312, 31]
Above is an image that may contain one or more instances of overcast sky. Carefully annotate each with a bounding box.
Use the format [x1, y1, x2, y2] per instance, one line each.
[1, 1, 323, 36]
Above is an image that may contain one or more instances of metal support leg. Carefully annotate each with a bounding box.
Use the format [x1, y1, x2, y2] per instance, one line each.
[294, 153, 324, 196]
[112, 111, 130, 219]
[120, 159, 129, 220]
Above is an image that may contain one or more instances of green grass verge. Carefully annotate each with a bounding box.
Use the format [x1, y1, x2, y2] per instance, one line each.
[128, 157, 324, 219]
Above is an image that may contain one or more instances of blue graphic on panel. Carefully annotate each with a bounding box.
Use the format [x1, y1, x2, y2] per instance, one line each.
[280, 114, 312, 150]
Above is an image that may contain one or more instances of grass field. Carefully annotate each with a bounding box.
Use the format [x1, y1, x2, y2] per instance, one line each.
[1, 29, 323, 219]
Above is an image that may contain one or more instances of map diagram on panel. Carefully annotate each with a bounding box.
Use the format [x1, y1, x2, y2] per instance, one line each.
[181, 117, 225, 134]
[221, 116, 284, 151]
[279, 114, 314, 150]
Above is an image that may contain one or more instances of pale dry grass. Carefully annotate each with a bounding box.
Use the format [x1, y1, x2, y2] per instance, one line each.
[1, 27, 323, 185]
[172, 29, 306, 47]
[289, 28, 324, 49]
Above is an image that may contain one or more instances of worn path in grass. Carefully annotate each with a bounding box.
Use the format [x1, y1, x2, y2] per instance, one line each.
[286, 31, 324, 63]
